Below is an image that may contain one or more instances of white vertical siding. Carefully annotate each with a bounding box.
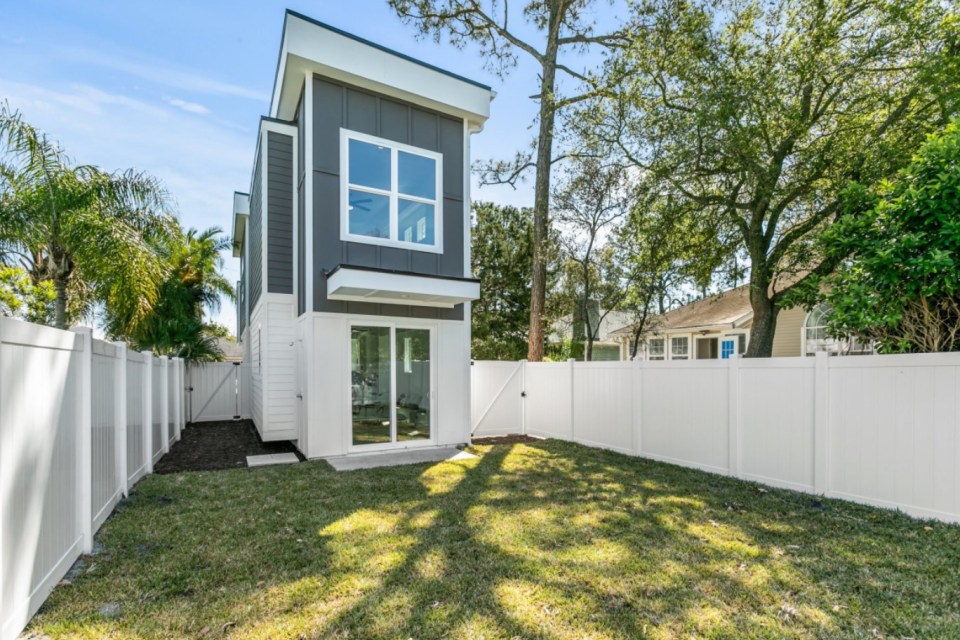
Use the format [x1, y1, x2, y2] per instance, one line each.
[1, 318, 180, 640]
[249, 301, 264, 430]
[524, 363, 571, 440]
[125, 351, 146, 485]
[91, 343, 118, 531]
[151, 358, 163, 463]
[641, 361, 729, 473]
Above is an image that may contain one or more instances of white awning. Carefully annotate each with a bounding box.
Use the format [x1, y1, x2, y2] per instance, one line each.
[326, 266, 480, 308]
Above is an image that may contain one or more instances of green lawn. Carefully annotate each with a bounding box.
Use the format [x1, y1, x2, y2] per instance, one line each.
[29, 440, 960, 639]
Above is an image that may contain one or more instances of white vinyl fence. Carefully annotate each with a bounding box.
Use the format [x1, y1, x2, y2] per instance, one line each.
[186, 362, 249, 422]
[0, 317, 185, 640]
[472, 352, 960, 524]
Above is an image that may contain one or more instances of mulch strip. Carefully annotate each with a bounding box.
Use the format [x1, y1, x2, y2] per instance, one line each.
[471, 434, 543, 445]
[153, 420, 304, 474]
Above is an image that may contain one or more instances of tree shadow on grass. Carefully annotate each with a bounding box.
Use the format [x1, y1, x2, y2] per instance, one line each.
[28, 439, 960, 639]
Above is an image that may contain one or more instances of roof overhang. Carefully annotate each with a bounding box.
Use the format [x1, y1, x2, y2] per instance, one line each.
[232, 192, 249, 258]
[326, 265, 479, 309]
[271, 11, 493, 128]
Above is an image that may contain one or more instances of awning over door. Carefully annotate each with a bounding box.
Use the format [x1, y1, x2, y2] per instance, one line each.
[326, 265, 480, 308]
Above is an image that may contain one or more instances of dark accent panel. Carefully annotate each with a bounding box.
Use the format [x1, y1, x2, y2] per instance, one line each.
[310, 75, 465, 321]
[380, 99, 408, 142]
[439, 117, 463, 199]
[266, 131, 294, 294]
[410, 251, 439, 273]
[410, 109, 438, 149]
[346, 89, 377, 135]
[378, 247, 409, 271]
[249, 154, 263, 310]
[345, 242, 378, 268]
[313, 79, 343, 174]
[439, 196, 464, 277]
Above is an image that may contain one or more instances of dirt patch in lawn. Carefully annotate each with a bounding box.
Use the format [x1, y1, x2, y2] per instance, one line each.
[153, 420, 303, 474]
[471, 434, 543, 445]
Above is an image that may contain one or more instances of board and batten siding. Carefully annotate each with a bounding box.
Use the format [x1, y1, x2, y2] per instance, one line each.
[248, 153, 263, 310]
[771, 306, 807, 357]
[266, 131, 294, 295]
[310, 76, 466, 320]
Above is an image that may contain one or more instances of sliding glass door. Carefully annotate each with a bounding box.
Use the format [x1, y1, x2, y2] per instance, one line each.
[351, 324, 432, 448]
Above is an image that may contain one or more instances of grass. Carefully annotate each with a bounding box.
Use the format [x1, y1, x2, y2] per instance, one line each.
[28, 440, 960, 639]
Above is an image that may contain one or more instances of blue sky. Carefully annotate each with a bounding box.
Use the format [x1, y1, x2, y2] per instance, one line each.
[1, 1, 608, 334]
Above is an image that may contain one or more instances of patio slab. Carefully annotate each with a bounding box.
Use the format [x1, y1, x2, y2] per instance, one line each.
[325, 447, 476, 471]
[246, 452, 300, 467]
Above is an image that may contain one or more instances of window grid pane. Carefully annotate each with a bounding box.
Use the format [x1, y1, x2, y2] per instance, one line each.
[671, 337, 689, 358]
[343, 131, 441, 249]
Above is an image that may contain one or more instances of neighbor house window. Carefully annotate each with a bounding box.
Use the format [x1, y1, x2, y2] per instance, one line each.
[670, 336, 689, 360]
[648, 338, 665, 360]
[340, 129, 442, 252]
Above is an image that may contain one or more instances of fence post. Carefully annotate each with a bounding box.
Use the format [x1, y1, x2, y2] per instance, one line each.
[113, 341, 128, 497]
[142, 351, 153, 474]
[632, 356, 643, 456]
[813, 351, 829, 494]
[519, 359, 528, 435]
[173, 358, 182, 442]
[160, 356, 169, 454]
[727, 354, 740, 477]
[568, 358, 576, 442]
[72, 326, 94, 554]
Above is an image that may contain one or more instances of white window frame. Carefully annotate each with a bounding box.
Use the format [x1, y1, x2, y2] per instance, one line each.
[339, 128, 444, 253]
[647, 337, 665, 360]
[669, 335, 690, 360]
[346, 319, 437, 453]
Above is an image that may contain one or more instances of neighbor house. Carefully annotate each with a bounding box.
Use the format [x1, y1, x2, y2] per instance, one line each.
[232, 11, 493, 458]
[609, 284, 871, 360]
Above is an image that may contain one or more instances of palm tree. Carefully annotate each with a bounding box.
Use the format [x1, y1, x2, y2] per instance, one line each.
[117, 226, 236, 361]
[0, 103, 176, 329]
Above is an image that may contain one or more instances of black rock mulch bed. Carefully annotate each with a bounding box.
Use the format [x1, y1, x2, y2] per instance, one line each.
[471, 434, 544, 445]
[153, 420, 304, 474]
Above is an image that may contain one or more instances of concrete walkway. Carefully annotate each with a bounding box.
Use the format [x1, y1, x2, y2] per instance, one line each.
[326, 447, 476, 471]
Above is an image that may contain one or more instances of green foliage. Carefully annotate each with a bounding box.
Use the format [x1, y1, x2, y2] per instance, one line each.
[817, 120, 960, 353]
[0, 265, 55, 322]
[117, 227, 235, 361]
[0, 103, 177, 329]
[593, 0, 960, 356]
[470, 202, 534, 360]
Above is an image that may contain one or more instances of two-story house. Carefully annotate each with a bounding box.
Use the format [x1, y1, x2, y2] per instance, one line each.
[232, 10, 492, 459]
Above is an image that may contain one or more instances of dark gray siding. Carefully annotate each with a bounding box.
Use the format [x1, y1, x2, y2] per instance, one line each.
[311, 76, 466, 320]
[249, 153, 263, 310]
[266, 131, 294, 294]
[297, 92, 307, 316]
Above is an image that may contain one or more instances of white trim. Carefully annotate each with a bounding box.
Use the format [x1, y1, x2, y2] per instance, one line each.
[346, 320, 438, 453]
[339, 128, 444, 253]
[305, 72, 315, 316]
[272, 13, 493, 125]
[327, 267, 479, 308]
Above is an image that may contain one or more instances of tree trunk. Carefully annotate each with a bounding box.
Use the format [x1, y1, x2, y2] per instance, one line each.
[53, 274, 68, 329]
[584, 336, 594, 361]
[745, 279, 778, 357]
[527, 18, 561, 362]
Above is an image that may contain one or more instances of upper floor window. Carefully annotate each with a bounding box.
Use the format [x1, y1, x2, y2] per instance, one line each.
[340, 129, 443, 253]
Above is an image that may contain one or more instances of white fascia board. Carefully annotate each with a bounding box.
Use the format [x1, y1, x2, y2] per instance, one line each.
[327, 267, 480, 309]
[232, 192, 250, 257]
[272, 14, 493, 126]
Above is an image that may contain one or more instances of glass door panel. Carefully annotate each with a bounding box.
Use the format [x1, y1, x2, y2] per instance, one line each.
[351, 326, 392, 445]
[395, 328, 430, 441]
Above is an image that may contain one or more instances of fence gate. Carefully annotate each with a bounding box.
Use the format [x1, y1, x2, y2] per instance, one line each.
[187, 362, 242, 423]
[470, 361, 525, 437]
